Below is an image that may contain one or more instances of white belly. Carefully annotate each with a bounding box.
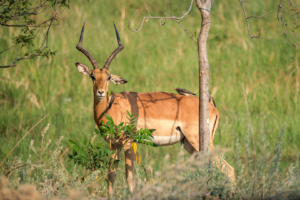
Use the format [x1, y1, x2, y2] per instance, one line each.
[151, 132, 184, 146]
[136, 119, 184, 146]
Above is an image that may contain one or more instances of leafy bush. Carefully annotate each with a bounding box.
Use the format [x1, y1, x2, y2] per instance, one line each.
[68, 111, 157, 172]
[0, 0, 70, 68]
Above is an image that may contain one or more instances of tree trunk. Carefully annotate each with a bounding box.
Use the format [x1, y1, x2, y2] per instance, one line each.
[196, 0, 213, 152]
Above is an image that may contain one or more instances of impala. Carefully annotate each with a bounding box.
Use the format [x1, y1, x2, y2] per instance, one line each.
[75, 22, 235, 195]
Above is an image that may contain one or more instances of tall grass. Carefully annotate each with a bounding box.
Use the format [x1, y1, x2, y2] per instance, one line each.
[0, 0, 300, 198]
[1, 123, 300, 199]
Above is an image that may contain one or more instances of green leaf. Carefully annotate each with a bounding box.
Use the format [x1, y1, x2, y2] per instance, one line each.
[113, 160, 120, 165]
[99, 126, 109, 132]
[117, 122, 124, 128]
[143, 141, 159, 147]
[149, 134, 154, 139]
[69, 139, 79, 146]
[104, 113, 113, 121]
[143, 135, 153, 141]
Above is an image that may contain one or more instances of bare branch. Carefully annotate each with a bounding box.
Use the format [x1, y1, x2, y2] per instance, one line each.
[289, 0, 300, 20]
[247, 11, 276, 19]
[127, 0, 196, 41]
[175, 19, 197, 41]
[169, 0, 173, 17]
[207, 32, 219, 41]
[239, 0, 262, 39]
[0, 52, 40, 68]
[0, 44, 16, 54]
[239, 0, 300, 48]
[277, 0, 299, 47]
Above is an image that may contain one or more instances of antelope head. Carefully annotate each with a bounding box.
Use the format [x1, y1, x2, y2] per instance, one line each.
[75, 22, 127, 102]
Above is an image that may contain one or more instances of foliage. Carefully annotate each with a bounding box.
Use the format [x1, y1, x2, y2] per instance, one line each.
[68, 111, 156, 172]
[0, 0, 300, 199]
[68, 140, 112, 171]
[97, 111, 157, 147]
[1, 117, 300, 199]
[0, 0, 70, 68]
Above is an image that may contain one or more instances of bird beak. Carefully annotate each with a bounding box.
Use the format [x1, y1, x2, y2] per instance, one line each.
[174, 88, 176, 90]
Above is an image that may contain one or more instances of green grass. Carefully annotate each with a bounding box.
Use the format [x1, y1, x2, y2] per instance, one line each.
[0, 0, 300, 195]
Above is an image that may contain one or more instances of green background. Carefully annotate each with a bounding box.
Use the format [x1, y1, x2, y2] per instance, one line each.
[0, 0, 299, 182]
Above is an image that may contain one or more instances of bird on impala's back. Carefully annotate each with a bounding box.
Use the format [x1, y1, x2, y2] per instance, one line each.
[174, 88, 217, 107]
[174, 88, 196, 96]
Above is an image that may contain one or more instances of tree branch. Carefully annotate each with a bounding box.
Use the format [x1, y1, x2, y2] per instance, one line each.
[239, 0, 262, 39]
[277, 0, 299, 47]
[127, 0, 196, 41]
[0, 52, 40, 68]
[239, 0, 300, 48]
[0, 0, 70, 68]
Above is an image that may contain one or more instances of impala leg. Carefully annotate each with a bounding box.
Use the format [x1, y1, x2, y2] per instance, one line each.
[124, 140, 135, 193]
[107, 147, 122, 196]
[217, 157, 235, 182]
[209, 115, 219, 151]
[209, 115, 235, 182]
[183, 138, 196, 154]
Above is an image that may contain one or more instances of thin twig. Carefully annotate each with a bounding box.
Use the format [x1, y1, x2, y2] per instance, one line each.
[0, 44, 17, 54]
[242, 84, 257, 198]
[207, 32, 219, 40]
[0, 114, 49, 168]
[239, 0, 299, 47]
[142, 164, 149, 181]
[127, 0, 196, 41]
[0, 52, 39, 68]
[60, 147, 71, 178]
[289, 0, 300, 20]
[239, 0, 261, 39]
[5, 161, 47, 176]
[278, 0, 294, 45]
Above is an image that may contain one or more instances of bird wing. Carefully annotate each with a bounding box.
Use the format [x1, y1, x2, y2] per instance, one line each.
[181, 88, 196, 95]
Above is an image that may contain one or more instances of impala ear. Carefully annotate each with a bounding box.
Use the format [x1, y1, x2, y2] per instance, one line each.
[75, 63, 92, 76]
[110, 74, 127, 85]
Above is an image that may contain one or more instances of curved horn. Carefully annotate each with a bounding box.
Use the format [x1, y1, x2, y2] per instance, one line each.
[103, 22, 124, 70]
[76, 22, 99, 69]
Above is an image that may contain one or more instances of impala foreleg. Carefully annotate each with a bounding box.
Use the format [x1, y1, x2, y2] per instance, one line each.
[107, 147, 122, 196]
[124, 139, 135, 193]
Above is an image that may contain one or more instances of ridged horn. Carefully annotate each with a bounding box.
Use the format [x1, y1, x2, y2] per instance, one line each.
[76, 22, 99, 69]
[103, 22, 124, 70]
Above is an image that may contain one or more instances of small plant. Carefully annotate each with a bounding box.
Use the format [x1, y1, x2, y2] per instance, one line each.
[68, 140, 113, 171]
[68, 111, 157, 171]
[96, 111, 157, 147]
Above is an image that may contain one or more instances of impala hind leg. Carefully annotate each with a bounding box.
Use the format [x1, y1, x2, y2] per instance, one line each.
[124, 140, 135, 192]
[216, 157, 235, 182]
[183, 138, 196, 154]
[209, 115, 235, 182]
[107, 147, 122, 196]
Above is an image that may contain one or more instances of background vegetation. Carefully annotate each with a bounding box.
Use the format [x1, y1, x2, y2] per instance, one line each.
[0, 0, 299, 198]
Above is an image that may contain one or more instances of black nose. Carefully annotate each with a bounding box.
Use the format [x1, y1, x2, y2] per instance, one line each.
[98, 91, 104, 95]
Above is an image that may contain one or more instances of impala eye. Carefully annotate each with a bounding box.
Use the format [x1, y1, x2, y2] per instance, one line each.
[90, 74, 96, 81]
[107, 74, 111, 80]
